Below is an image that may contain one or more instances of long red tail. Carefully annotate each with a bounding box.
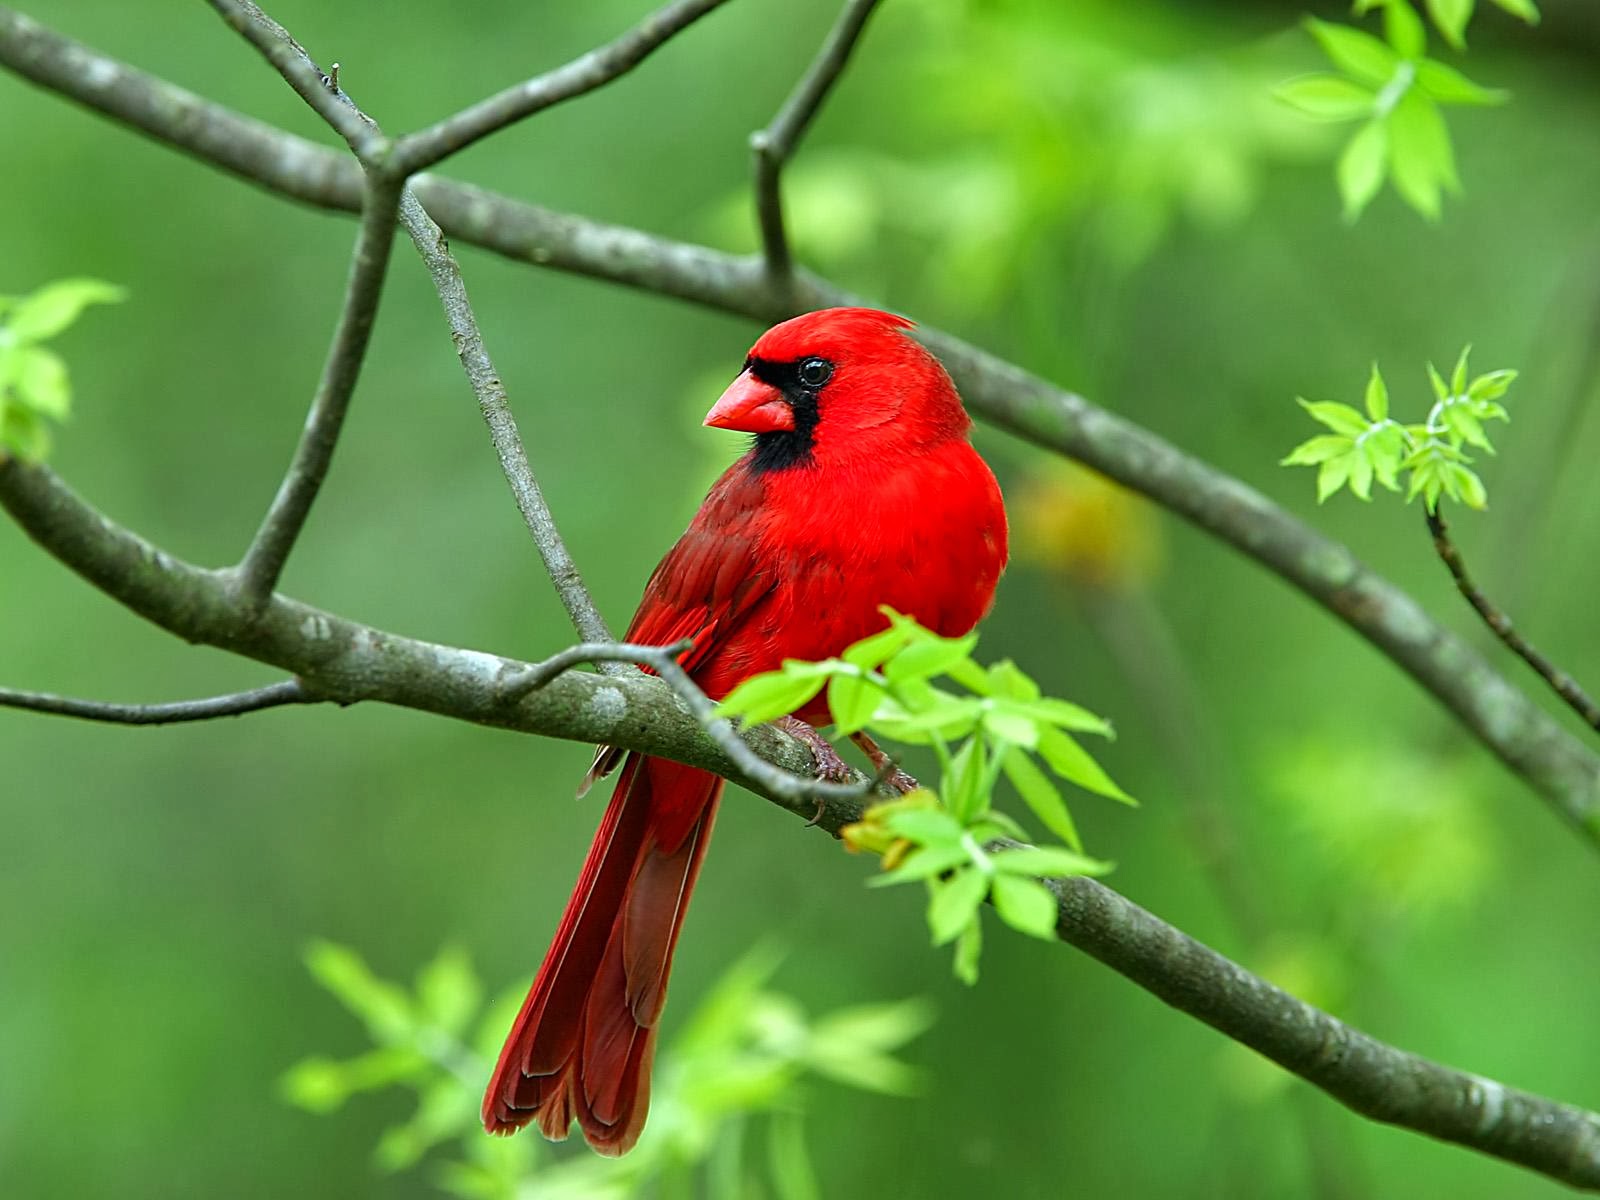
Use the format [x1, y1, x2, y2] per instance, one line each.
[481, 754, 721, 1155]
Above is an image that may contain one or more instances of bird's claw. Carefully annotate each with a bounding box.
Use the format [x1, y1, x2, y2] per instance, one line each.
[775, 715, 855, 783]
[850, 730, 920, 796]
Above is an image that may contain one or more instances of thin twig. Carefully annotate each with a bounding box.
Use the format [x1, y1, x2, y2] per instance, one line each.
[203, 0, 380, 159]
[199, 1, 617, 650]
[500, 640, 877, 805]
[0, 679, 311, 724]
[750, 0, 883, 280]
[1427, 505, 1600, 731]
[394, 0, 734, 174]
[396, 191, 617, 648]
[231, 174, 402, 608]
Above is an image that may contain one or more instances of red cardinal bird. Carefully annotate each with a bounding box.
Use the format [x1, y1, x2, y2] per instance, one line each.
[482, 307, 1007, 1153]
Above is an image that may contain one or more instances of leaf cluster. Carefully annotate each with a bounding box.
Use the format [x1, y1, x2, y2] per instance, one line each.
[0, 278, 124, 460]
[716, 609, 1128, 984]
[1275, 0, 1537, 220]
[281, 941, 931, 1199]
[1282, 347, 1513, 510]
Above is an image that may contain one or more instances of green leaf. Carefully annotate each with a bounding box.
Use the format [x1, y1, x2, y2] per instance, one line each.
[982, 700, 1041, 749]
[1296, 398, 1371, 437]
[985, 659, 1040, 701]
[870, 695, 982, 744]
[1, 404, 51, 461]
[927, 867, 988, 945]
[1364, 363, 1389, 421]
[14, 348, 71, 420]
[1338, 119, 1388, 220]
[1383, 0, 1429, 57]
[1416, 58, 1507, 106]
[303, 940, 416, 1045]
[969, 809, 1030, 843]
[1282, 434, 1354, 467]
[1306, 18, 1399, 86]
[279, 1057, 353, 1114]
[811, 998, 937, 1054]
[812, 998, 934, 1056]
[1489, 0, 1539, 23]
[1426, 0, 1474, 48]
[1014, 697, 1113, 737]
[828, 670, 885, 736]
[1450, 345, 1472, 395]
[1037, 726, 1136, 805]
[944, 735, 989, 824]
[1440, 399, 1491, 450]
[805, 1045, 922, 1097]
[1468, 368, 1516, 401]
[1401, 439, 1465, 470]
[867, 841, 974, 886]
[1316, 453, 1354, 502]
[991, 845, 1113, 878]
[952, 911, 982, 985]
[990, 874, 1060, 940]
[944, 655, 993, 695]
[415, 945, 480, 1036]
[1388, 91, 1457, 219]
[1274, 74, 1374, 121]
[6, 278, 126, 343]
[1368, 427, 1407, 492]
[883, 806, 964, 846]
[1348, 443, 1375, 500]
[767, 1111, 823, 1200]
[884, 632, 978, 684]
[1000, 746, 1082, 851]
[716, 668, 827, 726]
[1449, 462, 1489, 509]
[842, 624, 911, 672]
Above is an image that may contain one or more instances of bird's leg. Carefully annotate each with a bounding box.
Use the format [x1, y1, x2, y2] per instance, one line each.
[774, 715, 855, 783]
[849, 731, 920, 795]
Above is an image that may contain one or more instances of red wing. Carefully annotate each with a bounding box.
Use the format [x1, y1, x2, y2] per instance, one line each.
[584, 461, 773, 792]
[622, 460, 773, 679]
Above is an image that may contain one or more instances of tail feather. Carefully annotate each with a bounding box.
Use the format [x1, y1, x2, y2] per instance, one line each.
[482, 754, 721, 1156]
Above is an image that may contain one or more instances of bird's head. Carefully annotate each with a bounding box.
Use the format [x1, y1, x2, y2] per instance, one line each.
[705, 307, 969, 472]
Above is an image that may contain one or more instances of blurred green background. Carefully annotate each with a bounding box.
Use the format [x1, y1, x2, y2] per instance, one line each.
[4, 0, 1600, 1196]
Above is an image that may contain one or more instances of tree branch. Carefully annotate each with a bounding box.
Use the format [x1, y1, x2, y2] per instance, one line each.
[1023, 844, 1600, 1191]
[396, 191, 617, 647]
[501, 641, 875, 806]
[203, 0, 380, 159]
[1427, 505, 1600, 732]
[231, 174, 401, 607]
[197, 1, 618, 649]
[2, 9, 1598, 845]
[0, 456, 864, 828]
[2, 451, 1595, 1189]
[393, 0, 735, 175]
[0, 679, 311, 724]
[750, 0, 882, 280]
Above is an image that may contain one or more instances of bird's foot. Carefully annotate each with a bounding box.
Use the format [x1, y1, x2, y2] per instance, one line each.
[774, 715, 855, 783]
[849, 731, 920, 795]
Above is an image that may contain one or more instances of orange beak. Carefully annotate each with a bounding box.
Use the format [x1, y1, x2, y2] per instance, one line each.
[703, 370, 794, 433]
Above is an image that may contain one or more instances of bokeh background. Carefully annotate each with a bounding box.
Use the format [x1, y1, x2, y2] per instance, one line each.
[4, 1, 1600, 1196]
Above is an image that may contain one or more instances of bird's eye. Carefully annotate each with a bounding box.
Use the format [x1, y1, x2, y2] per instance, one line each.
[797, 357, 833, 389]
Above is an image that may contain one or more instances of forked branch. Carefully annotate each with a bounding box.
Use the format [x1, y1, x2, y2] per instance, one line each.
[751, 0, 884, 280]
